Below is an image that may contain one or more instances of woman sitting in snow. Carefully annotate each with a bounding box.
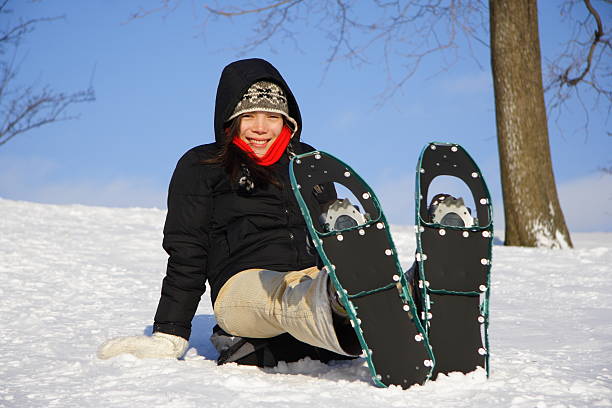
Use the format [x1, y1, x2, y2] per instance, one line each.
[98, 58, 360, 365]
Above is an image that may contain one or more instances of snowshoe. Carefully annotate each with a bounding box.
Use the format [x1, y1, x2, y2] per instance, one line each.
[290, 151, 434, 389]
[414, 142, 493, 379]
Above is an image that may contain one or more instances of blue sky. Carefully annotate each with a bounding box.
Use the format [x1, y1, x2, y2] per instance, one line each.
[1, 1, 610, 231]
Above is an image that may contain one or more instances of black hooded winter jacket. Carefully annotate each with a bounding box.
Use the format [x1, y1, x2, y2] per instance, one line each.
[152, 59, 334, 340]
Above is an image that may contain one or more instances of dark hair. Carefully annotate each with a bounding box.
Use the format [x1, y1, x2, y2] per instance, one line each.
[202, 116, 289, 189]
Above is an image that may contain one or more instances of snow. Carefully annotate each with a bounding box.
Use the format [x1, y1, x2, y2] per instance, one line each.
[1, 198, 611, 407]
[531, 214, 572, 249]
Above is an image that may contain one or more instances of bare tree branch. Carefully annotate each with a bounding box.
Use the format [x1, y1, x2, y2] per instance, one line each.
[0, 0, 95, 147]
[0, 1, 63, 52]
[0, 86, 95, 146]
[123, 0, 182, 24]
[206, 0, 296, 16]
[128, 0, 608, 127]
[545, 0, 611, 123]
[194, 0, 489, 103]
[559, 0, 605, 85]
[128, 1, 488, 102]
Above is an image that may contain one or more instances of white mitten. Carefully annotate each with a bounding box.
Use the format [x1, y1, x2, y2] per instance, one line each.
[97, 332, 189, 360]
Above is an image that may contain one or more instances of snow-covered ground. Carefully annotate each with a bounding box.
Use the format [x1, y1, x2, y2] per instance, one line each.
[1, 198, 611, 407]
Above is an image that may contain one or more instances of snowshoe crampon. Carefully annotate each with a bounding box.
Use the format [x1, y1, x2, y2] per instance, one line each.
[290, 151, 433, 389]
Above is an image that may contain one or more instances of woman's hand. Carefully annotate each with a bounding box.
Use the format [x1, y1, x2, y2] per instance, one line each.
[97, 332, 188, 360]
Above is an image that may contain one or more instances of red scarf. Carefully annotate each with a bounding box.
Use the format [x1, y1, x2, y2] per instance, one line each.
[232, 125, 292, 166]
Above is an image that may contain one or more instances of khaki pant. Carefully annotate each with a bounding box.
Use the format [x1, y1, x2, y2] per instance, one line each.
[213, 266, 351, 356]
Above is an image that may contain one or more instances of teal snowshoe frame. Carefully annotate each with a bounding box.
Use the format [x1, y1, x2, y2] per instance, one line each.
[290, 150, 434, 388]
[415, 142, 493, 377]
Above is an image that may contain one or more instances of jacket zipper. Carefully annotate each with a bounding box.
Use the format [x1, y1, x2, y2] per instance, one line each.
[279, 171, 300, 266]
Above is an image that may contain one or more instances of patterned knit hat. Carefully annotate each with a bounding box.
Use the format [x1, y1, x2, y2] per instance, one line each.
[227, 80, 298, 132]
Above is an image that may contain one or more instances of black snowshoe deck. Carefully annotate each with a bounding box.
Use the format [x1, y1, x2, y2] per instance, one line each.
[415, 142, 493, 378]
[290, 151, 433, 389]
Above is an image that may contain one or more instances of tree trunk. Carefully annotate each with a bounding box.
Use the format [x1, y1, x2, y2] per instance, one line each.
[489, 0, 572, 248]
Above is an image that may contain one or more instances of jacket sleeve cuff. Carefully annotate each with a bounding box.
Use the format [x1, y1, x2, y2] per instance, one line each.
[153, 322, 191, 340]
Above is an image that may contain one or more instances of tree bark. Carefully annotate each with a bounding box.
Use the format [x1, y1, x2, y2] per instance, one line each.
[489, 0, 572, 248]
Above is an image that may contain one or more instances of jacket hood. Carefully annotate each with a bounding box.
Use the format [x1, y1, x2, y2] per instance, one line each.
[214, 58, 303, 144]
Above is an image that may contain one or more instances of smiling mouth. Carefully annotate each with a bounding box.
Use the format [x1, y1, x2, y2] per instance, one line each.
[247, 138, 270, 147]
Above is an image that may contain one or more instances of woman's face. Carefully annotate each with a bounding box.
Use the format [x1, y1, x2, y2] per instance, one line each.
[238, 111, 284, 157]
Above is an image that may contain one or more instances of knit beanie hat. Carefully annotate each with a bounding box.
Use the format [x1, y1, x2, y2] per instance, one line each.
[227, 80, 299, 133]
